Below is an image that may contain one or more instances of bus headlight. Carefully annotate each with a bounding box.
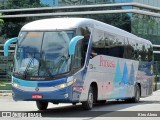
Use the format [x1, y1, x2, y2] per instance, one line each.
[54, 79, 76, 89]
[55, 84, 67, 89]
[12, 83, 19, 88]
[67, 79, 76, 86]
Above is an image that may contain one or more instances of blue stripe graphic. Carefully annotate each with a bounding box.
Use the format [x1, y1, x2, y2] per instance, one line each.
[13, 77, 38, 87]
[13, 77, 67, 87]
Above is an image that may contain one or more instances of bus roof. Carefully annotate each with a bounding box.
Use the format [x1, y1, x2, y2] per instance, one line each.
[21, 18, 151, 45]
[21, 18, 93, 31]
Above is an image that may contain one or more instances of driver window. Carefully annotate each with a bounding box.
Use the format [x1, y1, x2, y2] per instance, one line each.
[73, 40, 83, 70]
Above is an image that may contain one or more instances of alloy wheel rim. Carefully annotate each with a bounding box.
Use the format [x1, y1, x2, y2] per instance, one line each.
[136, 88, 140, 101]
[88, 92, 93, 108]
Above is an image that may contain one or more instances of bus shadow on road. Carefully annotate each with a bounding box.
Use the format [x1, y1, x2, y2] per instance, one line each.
[140, 100, 160, 104]
[27, 100, 154, 117]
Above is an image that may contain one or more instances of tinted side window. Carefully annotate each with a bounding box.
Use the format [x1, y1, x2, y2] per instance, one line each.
[73, 40, 83, 69]
[140, 43, 148, 61]
[77, 26, 92, 64]
[92, 29, 126, 58]
[134, 42, 140, 60]
[115, 35, 126, 58]
[125, 39, 135, 60]
[92, 29, 105, 56]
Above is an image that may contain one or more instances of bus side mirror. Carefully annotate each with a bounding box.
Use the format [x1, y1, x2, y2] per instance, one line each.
[4, 37, 17, 56]
[69, 36, 84, 55]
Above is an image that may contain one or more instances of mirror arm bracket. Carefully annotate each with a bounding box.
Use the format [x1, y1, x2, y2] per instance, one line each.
[4, 37, 17, 56]
[69, 36, 84, 55]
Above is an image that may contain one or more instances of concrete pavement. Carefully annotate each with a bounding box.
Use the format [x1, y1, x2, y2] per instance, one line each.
[1, 90, 160, 119]
[0, 90, 12, 96]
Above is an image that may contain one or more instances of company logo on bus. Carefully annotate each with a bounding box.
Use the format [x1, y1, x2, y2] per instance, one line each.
[99, 56, 115, 68]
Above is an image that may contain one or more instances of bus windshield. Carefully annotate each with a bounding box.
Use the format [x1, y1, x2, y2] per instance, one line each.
[14, 31, 74, 78]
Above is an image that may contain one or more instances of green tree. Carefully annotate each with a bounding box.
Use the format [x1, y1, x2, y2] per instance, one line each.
[2, 0, 42, 9]
[0, 19, 3, 25]
[132, 13, 158, 43]
[0, 0, 48, 39]
[0, 13, 4, 26]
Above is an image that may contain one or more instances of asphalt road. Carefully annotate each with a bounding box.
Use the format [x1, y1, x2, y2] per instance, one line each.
[0, 90, 160, 120]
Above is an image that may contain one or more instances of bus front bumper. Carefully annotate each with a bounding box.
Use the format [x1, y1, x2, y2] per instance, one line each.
[12, 86, 75, 103]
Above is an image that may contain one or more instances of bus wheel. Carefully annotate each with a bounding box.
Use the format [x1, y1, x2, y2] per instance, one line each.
[82, 86, 93, 110]
[131, 84, 140, 103]
[36, 101, 48, 110]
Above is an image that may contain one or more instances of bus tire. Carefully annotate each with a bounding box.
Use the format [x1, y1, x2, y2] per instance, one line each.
[131, 84, 140, 103]
[36, 101, 48, 110]
[82, 86, 93, 110]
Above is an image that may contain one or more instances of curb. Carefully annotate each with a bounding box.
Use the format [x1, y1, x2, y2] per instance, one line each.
[0, 90, 12, 96]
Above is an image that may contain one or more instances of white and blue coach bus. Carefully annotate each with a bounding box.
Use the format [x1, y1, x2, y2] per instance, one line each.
[4, 18, 153, 110]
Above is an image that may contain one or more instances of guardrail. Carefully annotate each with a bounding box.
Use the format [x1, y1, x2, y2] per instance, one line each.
[0, 44, 15, 53]
[0, 44, 15, 81]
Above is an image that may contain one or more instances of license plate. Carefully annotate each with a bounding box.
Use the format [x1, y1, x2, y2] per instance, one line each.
[32, 94, 42, 99]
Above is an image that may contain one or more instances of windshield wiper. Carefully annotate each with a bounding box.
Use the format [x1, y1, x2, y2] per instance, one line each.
[23, 57, 34, 79]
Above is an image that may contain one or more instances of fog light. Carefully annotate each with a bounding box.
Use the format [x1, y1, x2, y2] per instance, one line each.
[64, 93, 68, 98]
[12, 92, 15, 96]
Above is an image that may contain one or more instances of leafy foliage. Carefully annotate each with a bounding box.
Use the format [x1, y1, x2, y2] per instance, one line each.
[2, 0, 45, 9]
[0, 19, 4, 25]
[0, 0, 48, 39]
[0, 0, 131, 39]
[0, 13, 4, 26]
[131, 13, 159, 44]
